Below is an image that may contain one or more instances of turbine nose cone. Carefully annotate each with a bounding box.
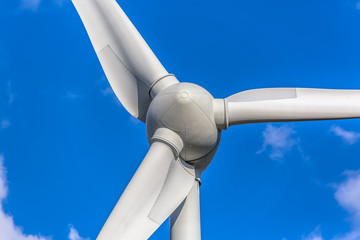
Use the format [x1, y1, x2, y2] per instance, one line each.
[146, 83, 221, 162]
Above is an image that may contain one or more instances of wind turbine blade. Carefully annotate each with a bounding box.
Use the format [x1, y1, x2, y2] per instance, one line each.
[224, 88, 360, 126]
[72, 0, 178, 121]
[170, 181, 201, 240]
[97, 141, 195, 240]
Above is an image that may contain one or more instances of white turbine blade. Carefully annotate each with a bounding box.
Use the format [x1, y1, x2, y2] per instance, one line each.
[226, 88, 360, 126]
[72, 0, 177, 121]
[170, 181, 201, 240]
[97, 141, 195, 240]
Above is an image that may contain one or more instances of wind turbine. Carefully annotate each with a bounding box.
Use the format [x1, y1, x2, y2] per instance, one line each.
[71, 0, 360, 239]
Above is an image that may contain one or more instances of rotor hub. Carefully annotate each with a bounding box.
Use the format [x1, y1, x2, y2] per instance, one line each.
[146, 83, 220, 163]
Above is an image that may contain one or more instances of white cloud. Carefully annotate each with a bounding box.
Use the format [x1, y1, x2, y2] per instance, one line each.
[0, 155, 90, 240]
[302, 226, 323, 240]
[101, 86, 122, 107]
[330, 126, 360, 145]
[99, 76, 121, 106]
[332, 230, 360, 240]
[335, 171, 360, 224]
[296, 171, 360, 240]
[68, 225, 89, 240]
[332, 170, 360, 240]
[20, 0, 41, 11]
[258, 124, 298, 160]
[306, 236, 324, 240]
[0, 155, 8, 201]
[0, 154, 51, 240]
[1, 119, 10, 129]
[19, 0, 70, 11]
[66, 91, 83, 100]
[53, 0, 70, 7]
[101, 87, 114, 97]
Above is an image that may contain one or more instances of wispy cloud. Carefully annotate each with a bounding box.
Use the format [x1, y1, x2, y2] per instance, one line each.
[257, 124, 299, 160]
[0, 155, 8, 201]
[66, 91, 83, 100]
[332, 170, 360, 240]
[0, 154, 51, 240]
[101, 86, 121, 106]
[335, 170, 360, 224]
[68, 225, 89, 240]
[98, 75, 120, 105]
[330, 126, 360, 145]
[332, 230, 360, 240]
[20, 0, 41, 11]
[0, 155, 89, 240]
[19, 0, 70, 11]
[294, 171, 360, 240]
[53, 0, 70, 7]
[99, 76, 116, 100]
[101, 85, 140, 124]
[302, 226, 323, 240]
[357, 0, 360, 10]
[101, 87, 114, 97]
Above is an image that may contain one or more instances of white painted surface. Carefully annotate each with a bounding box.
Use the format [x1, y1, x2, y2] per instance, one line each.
[70, 1, 360, 239]
[170, 181, 201, 240]
[97, 138, 194, 240]
[72, 0, 178, 121]
[226, 88, 360, 125]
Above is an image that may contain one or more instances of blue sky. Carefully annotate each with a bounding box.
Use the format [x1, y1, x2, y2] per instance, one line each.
[1, 0, 360, 239]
